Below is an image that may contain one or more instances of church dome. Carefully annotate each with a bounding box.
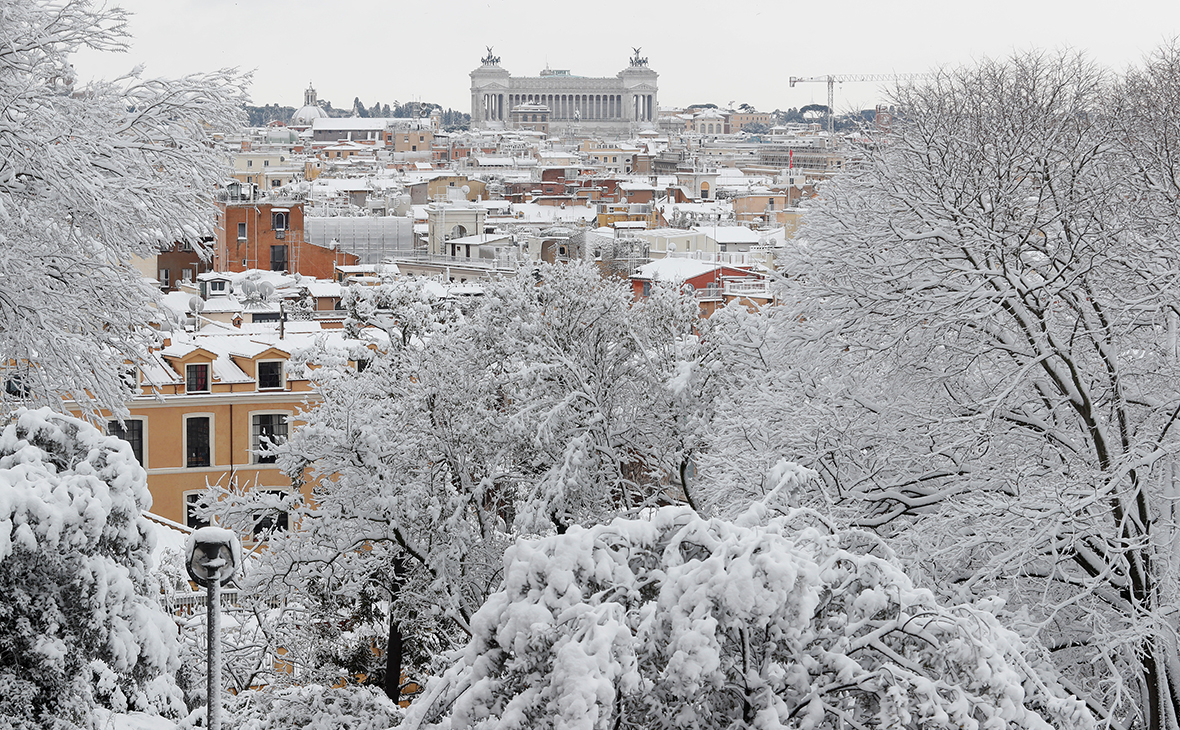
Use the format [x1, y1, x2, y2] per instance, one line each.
[291, 83, 328, 124]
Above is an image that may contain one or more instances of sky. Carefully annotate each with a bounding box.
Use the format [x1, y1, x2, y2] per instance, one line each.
[72, 0, 1180, 117]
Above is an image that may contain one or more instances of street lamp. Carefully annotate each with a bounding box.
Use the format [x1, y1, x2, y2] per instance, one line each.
[185, 527, 241, 730]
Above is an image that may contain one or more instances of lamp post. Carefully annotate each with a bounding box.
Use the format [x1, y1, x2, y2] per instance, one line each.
[185, 527, 241, 730]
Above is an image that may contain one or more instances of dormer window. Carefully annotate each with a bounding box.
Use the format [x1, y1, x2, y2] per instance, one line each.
[209, 280, 227, 296]
[186, 363, 210, 393]
[257, 360, 283, 390]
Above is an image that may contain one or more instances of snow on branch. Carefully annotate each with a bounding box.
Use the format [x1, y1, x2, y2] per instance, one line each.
[406, 506, 1094, 730]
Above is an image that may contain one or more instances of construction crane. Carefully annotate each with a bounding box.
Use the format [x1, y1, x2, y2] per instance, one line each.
[788, 74, 931, 135]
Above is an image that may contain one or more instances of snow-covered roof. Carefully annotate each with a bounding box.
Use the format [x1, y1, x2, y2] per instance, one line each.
[311, 118, 389, 132]
[509, 203, 596, 223]
[146, 323, 386, 390]
[448, 233, 513, 246]
[474, 157, 515, 167]
[634, 258, 719, 282]
[304, 280, 343, 298]
[693, 225, 761, 244]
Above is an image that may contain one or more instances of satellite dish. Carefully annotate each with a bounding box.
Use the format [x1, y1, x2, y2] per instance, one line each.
[461, 185, 470, 195]
[258, 281, 276, 299]
[239, 280, 258, 297]
[667, 242, 677, 253]
[188, 296, 205, 313]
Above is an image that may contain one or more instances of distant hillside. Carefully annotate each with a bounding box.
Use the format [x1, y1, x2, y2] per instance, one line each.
[244, 99, 470, 130]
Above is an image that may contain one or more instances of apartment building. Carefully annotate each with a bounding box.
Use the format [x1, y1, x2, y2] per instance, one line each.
[213, 192, 359, 279]
[96, 321, 380, 531]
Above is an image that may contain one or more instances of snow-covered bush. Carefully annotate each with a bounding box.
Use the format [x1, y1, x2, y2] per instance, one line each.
[406, 504, 1094, 730]
[0, 409, 185, 728]
[224, 684, 402, 730]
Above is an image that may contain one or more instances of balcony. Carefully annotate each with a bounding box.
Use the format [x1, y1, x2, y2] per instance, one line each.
[724, 280, 773, 299]
[693, 287, 723, 301]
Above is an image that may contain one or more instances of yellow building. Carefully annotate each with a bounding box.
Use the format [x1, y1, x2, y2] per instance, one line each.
[91, 321, 381, 530]
[394, 128, 435, 154]
[232, 151, 302, 190]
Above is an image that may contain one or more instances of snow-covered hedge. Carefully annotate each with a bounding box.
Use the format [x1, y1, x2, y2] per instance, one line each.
[406, 505, 1095, 730]
[223, 684, 402, 730]
[0, 408, 184, 728]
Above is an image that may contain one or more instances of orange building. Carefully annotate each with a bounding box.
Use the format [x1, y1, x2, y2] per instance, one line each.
[630, 257, 776, 316]
[92, 322, 381, 530]
[214, 198, 359, 279]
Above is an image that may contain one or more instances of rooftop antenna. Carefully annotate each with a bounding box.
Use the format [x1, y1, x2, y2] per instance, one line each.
[188, 296, 205, 331]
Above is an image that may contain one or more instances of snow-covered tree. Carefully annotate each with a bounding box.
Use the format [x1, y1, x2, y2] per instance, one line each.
[0, 408, 185, 728]
[404, 502, 1095, 730]
[220, 265, 704, 701]
[0, 0, 245, 415]
[750, 48, 1180, 728]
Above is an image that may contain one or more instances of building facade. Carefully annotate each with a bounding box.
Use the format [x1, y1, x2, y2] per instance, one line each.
[471, 48, 658, 136]
[214, 194, 359, 279]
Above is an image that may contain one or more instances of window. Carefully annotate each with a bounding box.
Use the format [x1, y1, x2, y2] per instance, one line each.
[237, 222, 247, 240]
[210, 280, 227, 294]
[185, 492, 209, 529]
[257, 361, 283, 390]
[186, 363, 209, 393]
[263, 159, 269, 167]
[642, 281, 651, 297]
[186, 416, 211, 468]
[271, 179, 281, 188]
[181, 268, 193, 283]
[272, 211, 288, 231]
[158, 268, 170, 287]
[119, 365, 137, 393]
[270, 245, 288, 272]
[252, 413, 288, 464]
[247, 160, 253, 168]
[4, 371, 29, 398]
[251, 489, 289, 535]
[108, 419, 144, 466]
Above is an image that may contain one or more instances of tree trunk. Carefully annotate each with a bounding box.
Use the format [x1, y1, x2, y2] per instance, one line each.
[384, 556, 408, 703]
[384, 612, 403, 703]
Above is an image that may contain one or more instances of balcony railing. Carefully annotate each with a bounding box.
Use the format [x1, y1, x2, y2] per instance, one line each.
[693, 288, 723, 301]
[386, 251, 521, 272]
[164, 589, 285, 616]
[667, 250, 756, 266]
[724, 280, 773, 298]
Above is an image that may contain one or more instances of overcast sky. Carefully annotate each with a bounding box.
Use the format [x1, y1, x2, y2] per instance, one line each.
[73, 0, 1180, 116]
